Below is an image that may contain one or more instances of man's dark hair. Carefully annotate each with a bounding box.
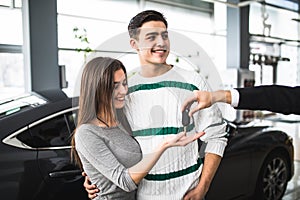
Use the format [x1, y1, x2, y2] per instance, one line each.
[128, 10, 168, 39]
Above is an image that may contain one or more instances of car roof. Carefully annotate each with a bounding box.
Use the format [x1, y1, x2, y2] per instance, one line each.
[0, 90, 78, 137]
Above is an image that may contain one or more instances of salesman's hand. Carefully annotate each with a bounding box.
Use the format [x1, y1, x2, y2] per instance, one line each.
[182, 90, 213, 116]
[82, 172, 99, 199]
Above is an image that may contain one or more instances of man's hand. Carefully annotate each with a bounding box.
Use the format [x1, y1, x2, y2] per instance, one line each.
[184, 153, 222, 200]
[181, 90, 213, 116]
[183, 185, 207, 200]
[82, 172, 99, 199]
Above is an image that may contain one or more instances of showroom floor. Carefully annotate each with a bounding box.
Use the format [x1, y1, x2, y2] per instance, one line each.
[280, 118, 300, 200]
[283, 161, 300, 199]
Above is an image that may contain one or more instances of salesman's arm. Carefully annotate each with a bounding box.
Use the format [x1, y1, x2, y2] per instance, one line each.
[236, 85, 300, 115]
[182, 85, 300, 115]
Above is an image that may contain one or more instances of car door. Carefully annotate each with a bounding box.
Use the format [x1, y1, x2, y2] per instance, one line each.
[28, 109, 88, 200]
[0, 127, 41, 200]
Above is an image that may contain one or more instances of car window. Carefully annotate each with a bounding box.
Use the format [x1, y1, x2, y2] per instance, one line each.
[13, 110, 78, 149]
[28, 114, 71, 148]
[16, 128, 34, 147]
[66, 110, 78, 134]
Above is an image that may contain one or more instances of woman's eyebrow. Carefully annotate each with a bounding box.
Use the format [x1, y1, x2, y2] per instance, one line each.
[114, 76, 127, 84]
[114, 79, 126, 84]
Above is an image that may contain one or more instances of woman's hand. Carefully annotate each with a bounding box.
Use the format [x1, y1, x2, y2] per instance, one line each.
[128, 131, 205, 184]
[162, 131, 205, 149]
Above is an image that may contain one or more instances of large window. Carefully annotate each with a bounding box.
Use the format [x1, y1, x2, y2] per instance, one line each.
[57, 0, 226, 96]
[0, 52, 24, 99]
[57, 0, 138, 96]
[0, 2, 24, 101]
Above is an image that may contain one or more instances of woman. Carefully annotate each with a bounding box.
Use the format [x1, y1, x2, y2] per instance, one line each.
[71, 57, 203, 200]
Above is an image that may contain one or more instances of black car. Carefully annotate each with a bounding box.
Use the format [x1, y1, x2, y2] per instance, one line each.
[206, 121, 294, 200]
[0, 90, 294, 200]
[0, 90, 87, 200]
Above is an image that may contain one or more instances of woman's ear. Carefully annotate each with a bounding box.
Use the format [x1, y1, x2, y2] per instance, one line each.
[130, 38, 138, 51]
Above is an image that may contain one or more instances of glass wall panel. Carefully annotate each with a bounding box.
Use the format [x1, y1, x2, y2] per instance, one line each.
[249, 2, 298, 40]
[249, 2, 299, 86]
[277, 44, 298, 86]
[0, 53, 24, 100]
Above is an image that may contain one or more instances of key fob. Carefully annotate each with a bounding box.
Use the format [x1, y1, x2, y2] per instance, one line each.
[182, 108, 190, 126]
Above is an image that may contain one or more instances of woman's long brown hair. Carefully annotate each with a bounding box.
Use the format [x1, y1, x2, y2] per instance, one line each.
[71, 57, 127, 169]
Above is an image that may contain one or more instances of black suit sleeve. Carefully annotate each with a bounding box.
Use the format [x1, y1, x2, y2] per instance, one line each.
[235, 85, 300, 115]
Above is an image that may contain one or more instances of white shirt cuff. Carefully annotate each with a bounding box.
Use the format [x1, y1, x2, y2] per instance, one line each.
[230, 89, 239, 107]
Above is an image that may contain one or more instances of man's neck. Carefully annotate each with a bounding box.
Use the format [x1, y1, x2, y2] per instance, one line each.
[139, 63, 172, 78]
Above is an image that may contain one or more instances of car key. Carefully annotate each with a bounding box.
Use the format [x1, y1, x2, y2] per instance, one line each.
[182, 107, 190, 133]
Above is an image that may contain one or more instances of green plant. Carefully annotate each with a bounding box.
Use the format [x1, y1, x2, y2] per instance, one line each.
[73, 27, 93, 60]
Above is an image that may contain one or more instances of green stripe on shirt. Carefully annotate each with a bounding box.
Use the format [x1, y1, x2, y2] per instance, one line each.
[132, 123, 195, 137]
[128, 81, 199, 94]
[145, 157, 203, 181]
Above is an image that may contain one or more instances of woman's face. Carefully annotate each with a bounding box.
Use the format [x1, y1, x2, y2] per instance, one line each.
[113, 69, 128, 109]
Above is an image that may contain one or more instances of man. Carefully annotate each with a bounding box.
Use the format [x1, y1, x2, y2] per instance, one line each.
[182, 85, 300, 116]
[84, 10, 227, 200]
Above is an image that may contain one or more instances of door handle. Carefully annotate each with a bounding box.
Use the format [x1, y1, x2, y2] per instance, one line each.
[49, 169, 82, 178]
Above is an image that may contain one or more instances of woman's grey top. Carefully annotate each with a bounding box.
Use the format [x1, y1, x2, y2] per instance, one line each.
[75, 124, 142, 200]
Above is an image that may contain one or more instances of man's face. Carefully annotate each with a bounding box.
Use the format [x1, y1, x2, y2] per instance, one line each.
[132, 21, 170, 66]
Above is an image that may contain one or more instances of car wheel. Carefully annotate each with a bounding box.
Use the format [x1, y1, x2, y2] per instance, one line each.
[254, 151, 289, 200]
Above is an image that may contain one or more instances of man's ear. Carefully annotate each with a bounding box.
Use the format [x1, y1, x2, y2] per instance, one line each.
[130, 38, 138, 50]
